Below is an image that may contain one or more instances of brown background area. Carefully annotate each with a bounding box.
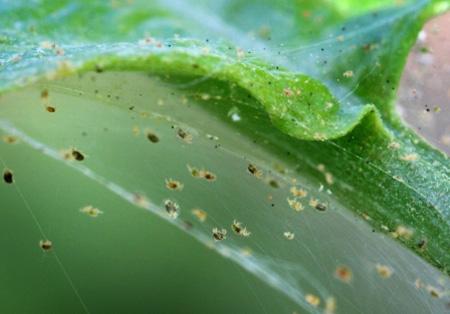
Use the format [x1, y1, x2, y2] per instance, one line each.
[398, 12, 450, 154]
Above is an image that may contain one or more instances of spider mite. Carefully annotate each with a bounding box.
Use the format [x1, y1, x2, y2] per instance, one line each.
[71, 149, 85, 161]
[80, 205, 103, 218]
[334, 265, 352, 283]
[287, 198, 304, 212]
[39, 239, 52, 251]
[290, 186, 307, 198]
[283, 231, 295, 240]
[191, 208, 207, 222]
[305, 294, 320, 307]
[187, 165, 216, 181]
[187, 165, 201, 178]
[202, 170, 216, 182]
[2, 135, 18, 144]
[231, 220, 251, 237]
[309, 198, 327, 211]
[165, 178, 184, 191]
[212, 228, 227, 241]
[176, 127, 192, 143]
[62, 148, 85, 161]
[164, 199, 180, 219]
[375, 264, 393, 278]
[247, 163, 262, 178]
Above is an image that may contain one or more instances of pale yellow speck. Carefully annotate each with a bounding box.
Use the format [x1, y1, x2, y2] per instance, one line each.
[343, 70, 354, 78]
[192, 208, 207, 222]
[284, 231, 295, 240]
[376, 264, 393, 278]
[305, 294, 320, 307]
[290, 186, 308, 198]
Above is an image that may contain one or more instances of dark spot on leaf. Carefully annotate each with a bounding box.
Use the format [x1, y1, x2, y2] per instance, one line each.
[3, 170, 13, 184]
[203, 171, 216, 181]
[248, 164, 257, 175]
[315, 203, 327, 211]
[39, 240, 52, 251]
[72, 150, 84, 161]
[95, 64, 104, 73]
[146, 132, 159, 143]
[269, 179, 279, 188]
[41, 89, 49, 99]
[417, 238, 428, 250]
[46, 106, 56, 113]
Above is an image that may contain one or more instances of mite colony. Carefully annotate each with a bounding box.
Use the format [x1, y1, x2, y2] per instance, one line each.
[187, 165, 216, 182]
[8, 73, 436, 314]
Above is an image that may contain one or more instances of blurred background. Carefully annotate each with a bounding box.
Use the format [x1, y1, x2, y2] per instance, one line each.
[398, 11, 450, 155]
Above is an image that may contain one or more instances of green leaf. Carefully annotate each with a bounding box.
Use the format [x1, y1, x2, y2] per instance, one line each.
[1, 0, 449, 313]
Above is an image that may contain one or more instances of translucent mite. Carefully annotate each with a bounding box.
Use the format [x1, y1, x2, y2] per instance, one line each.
[80, 205, 103, 218]
[191, 208, 207, 222]
[290, 186, 307, 198]
[283, 231, 295, 240]
[176, 127, 192, 143]
[165, 178, 184, 191]
[247, 163, 262, 178]
[164, 199, 180, 219]
[305, 294, 320, 307]
[212, 228, 227, 241]
[231, 220, 251, 237]
[335, 265, 352, 283]
[375, 264, 393, 278]
[39, 239, 52, 251]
